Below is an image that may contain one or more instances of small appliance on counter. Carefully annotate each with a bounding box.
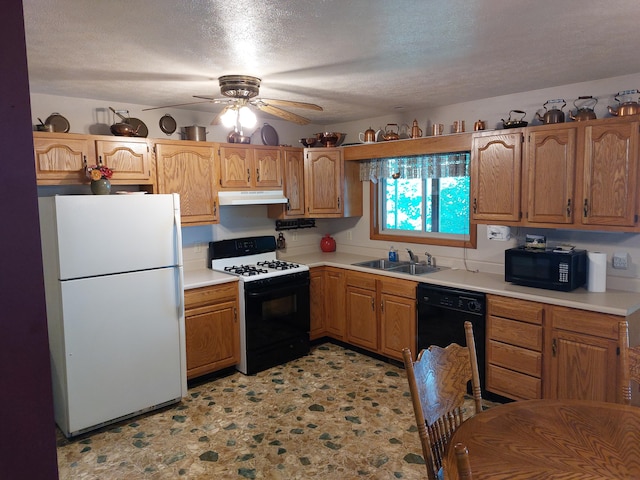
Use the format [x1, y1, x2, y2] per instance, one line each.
[505, 246, 587, 292]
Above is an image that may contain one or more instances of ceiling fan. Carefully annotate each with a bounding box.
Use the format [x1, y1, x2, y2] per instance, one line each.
[142, 75, 323, 125]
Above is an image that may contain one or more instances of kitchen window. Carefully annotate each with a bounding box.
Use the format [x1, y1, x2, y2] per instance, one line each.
[361, 152, 476, 248]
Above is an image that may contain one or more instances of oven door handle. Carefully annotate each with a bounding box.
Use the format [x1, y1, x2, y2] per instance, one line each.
[245, 283, 308, 298]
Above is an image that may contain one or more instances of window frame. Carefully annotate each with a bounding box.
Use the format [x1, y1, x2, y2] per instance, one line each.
[369, 177, 477, 249]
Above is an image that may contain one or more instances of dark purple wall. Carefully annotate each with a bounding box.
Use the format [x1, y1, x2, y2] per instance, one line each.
[0, 1, 59, 478]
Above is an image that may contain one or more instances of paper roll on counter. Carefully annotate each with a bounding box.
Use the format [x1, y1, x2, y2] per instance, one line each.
[587, 251, 607, 292]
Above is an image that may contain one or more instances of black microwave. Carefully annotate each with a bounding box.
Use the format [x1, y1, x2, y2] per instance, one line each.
[505, 247, 587, 291]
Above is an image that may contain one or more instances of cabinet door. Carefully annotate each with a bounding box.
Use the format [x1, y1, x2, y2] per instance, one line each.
[379, 293, 416, 360]
[253, 146, 282, 188]
[324, 268, 346, 339]
[309, 267, 325, 340]
[346, 285, 378, 351]
[582, 121, 639, 227]
[95, 138, 152, 182]
[526, 127, 576, 224]
[549, 329, 618, 402]
[219, 145, 253, 188]
[155, 142, 218, 225]
[305, 148, 343, 216]
[471, 132, 523, 222]
[282, 147, 305, 216]
[33, 133, 94, 183]
[185, 299, 239, 379]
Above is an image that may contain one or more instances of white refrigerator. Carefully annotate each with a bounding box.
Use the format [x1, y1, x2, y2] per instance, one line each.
[38, 194, 187, 437]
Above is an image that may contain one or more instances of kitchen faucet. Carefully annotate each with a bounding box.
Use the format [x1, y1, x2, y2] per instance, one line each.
[425, 251, 436, 267]
[407, 249, 418, 263]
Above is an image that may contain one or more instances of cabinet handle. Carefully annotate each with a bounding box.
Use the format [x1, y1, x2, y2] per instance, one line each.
[473, 198, 477, 214]
[566, 198, 572, 217]
[247, 168, 250, 182]
[83, 155, 87, 169]
[380, 301, 384, 313]
[552, 338, 557, 356]
[256, 168, 260, 182]
[213, 201, 217, 216]
[234, 307, 237, 322]
[286, 201, 290, 211]
[583, 199, 588, 217]
[371, 298, 375, 311]
[337, 196, 341, 208]
[98, 155, 103, 166]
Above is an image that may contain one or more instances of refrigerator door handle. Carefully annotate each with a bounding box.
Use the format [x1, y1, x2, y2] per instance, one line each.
[172, 193, 184, 311]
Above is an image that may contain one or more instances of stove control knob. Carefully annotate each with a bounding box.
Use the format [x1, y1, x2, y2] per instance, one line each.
[467, 300, 482, 312]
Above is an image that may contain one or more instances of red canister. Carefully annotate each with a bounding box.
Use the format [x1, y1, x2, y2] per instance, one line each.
[320, 234, 336, 252]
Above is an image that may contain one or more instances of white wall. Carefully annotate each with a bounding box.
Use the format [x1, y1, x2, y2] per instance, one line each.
[30, 73, 640, 291]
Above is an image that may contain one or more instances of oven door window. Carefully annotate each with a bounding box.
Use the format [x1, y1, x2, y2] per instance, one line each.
[244, 284, 310, 348]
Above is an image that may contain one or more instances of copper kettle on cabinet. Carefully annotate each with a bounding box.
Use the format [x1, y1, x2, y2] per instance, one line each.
[608, 90, 640, 117]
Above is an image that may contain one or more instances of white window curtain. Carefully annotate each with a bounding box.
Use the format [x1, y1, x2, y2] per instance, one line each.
[359, 152, 470, 182]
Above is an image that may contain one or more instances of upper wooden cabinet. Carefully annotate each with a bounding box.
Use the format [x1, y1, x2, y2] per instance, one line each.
[581, 120, 639, 228]
[303, 148, 362, 218]
[267, 147, 305, 218]
[471, 117, 640, 232]
[154, 140, 219, 226]
[218, 144, 282, 189]
[33, 132, 152, 185]
[471, 131, 524, 223]
[525, 126, 577, 225]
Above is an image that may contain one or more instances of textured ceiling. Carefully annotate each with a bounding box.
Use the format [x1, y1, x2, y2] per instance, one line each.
[22, 0, 640, 125]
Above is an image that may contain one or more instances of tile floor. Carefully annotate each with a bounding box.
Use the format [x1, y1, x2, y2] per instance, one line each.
[55, 343, 478, 479]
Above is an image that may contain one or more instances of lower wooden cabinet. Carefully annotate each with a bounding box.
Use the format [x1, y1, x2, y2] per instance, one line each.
[487, 293, 627, 403]
[486, 295, 544, 400]
[184, 282, 239, 380]
[323, 267, 347, 340]
[345, 270, 417, 360]
[548, 305, 619, 402]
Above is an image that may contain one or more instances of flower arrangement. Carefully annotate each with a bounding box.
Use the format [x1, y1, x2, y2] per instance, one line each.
[86, 165, 114, 181]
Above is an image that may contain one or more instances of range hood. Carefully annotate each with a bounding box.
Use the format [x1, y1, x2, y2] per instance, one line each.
[218, 190, 288, 205]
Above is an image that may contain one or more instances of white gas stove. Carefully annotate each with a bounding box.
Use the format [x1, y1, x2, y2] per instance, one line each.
[211, 251, 308, 282]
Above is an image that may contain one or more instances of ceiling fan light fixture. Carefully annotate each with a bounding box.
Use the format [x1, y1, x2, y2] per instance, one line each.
[220, 107, 239, 128]
[238, 105, 257, 128]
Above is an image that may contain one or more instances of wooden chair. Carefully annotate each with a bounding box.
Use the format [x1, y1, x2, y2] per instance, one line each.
[402, 321, 482, 480]
[618, 320, 640, 405]
[454, 443, 473, 480]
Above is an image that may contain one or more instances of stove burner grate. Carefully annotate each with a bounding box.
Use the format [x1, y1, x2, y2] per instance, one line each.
[257, 260, 300, 270]
[224, 265, 269, 276]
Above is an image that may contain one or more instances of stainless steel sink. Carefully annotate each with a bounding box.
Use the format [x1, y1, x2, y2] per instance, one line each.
[351, 259, 410, 270]
[352, 258, 443, 275]
[387, 263, 442, 275]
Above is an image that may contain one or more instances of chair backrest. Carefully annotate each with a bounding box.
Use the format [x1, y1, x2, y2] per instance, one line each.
[454, 443, 473, 480]
[402, 321, 482, 480]
[619, 320, 640, 405]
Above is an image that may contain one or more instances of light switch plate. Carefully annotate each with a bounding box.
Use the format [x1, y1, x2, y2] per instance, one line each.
[612, 252, 629, 269]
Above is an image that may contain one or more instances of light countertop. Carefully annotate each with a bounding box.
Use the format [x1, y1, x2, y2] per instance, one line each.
[281, 251, 640, 317]
[182, 251, 640, 317]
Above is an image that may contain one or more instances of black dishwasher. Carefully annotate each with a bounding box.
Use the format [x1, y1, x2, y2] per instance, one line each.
[417, 284, 487, 397]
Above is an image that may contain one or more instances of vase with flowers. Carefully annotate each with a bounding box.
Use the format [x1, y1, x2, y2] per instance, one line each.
[86, 165, 114, 195]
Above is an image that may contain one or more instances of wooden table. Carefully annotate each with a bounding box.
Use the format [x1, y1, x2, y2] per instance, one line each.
[443, 399, 640, 479]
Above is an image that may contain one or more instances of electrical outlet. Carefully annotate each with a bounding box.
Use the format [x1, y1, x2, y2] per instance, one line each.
[347, 230, 352, 241]
[612, 252, 629, 269]
[194, 242, 202, 253]
[292, 232, 298, 241]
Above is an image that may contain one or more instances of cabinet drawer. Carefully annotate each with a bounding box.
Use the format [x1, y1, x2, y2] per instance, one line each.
[487, 364, 542, 400]
[346, 271, 376, 289]
[488, 295, 544, 324]
[550, 306, 619, 340]
[488, 316, 543, 351]
[185, 282, 238, 309]
[378, 277, 417, 299]
[488, 340, 542, 377]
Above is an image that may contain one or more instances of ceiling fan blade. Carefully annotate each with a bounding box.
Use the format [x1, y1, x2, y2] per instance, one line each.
[255, 98, 323, 111]
[142, 99, 215, 111]
[257, 104, 311, 125]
